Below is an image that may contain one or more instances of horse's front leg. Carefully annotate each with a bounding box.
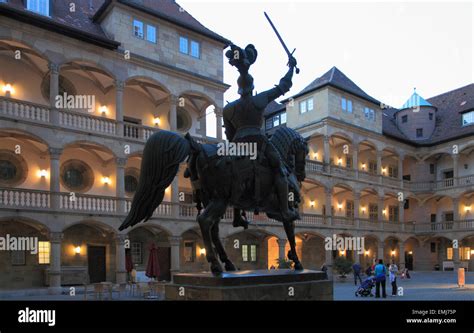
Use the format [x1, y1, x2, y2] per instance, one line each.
[283, 220, 304, 270]
[197, 199, 228, 275]
[211, 221, 237, 271]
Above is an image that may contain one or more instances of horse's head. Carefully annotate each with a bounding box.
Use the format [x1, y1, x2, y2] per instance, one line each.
[269, 127, 308, 182]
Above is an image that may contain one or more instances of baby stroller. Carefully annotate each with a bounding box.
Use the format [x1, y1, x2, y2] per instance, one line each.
[355, 276, 375, 297]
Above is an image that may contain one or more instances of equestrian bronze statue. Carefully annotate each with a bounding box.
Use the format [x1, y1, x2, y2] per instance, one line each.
[119, 38, 308, 275]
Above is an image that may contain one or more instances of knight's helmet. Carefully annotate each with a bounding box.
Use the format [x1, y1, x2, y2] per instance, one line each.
[225, 44, 258, 95]
[237, 73, 254, 95]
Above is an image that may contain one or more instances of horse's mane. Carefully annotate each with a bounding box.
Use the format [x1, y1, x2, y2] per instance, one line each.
[269, 127, 304, 161]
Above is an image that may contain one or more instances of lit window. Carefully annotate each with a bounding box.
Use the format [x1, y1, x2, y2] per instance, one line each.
[190, 40, 200, 58]
[280, 112, 287, 124]
[307, 98, 314, 111]
[133, 20, 144, 39]
[146, 25, 157, 43]
[462, 111, 474, 126]
[299, 101, 307, 114]
[447, 248, 453, 260]
[364, 107, 375, 121]
[131, 242, 142, 264]
[273, 115, 280, 127]
[179, 36, 188, 54]
[242, 245, 248, 262]
[38, 241, 50, 264]
[27, 0, 50, 16]
[250, 245, 257, 262]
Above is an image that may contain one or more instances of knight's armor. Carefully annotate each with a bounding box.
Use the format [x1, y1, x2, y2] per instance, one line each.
[223, 48, 297, 226]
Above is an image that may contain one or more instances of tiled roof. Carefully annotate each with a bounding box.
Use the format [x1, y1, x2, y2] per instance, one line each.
[285, 66, 380, 105]
[264, 100, 285, 117]
[383, 84, 474, 145]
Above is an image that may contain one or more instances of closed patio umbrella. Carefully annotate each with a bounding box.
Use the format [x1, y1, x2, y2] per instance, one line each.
[146, 243, 161, 280]
[125, 248, 133, 273]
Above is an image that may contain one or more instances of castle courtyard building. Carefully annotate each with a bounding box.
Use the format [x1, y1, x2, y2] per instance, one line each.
[0, 0, 473, 293]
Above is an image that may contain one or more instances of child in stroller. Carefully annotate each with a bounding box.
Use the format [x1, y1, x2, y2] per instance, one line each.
[355, 276, 375, 297]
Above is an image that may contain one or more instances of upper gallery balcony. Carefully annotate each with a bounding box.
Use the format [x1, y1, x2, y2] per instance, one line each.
[0, 39, 223, 144]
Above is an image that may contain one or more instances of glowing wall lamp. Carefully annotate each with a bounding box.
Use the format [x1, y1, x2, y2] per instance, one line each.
[312, 152, 318, 160]
[153, 117, 161, 127]
[337, 203, 343, 211]
[2, 83, 14, 97]
[465, 205, 471, 213]
[381, 167, 387, 175]
[361, 206, 366, 214]
[361, 163, 366, 170]
[102, 176, 111, 185]
[339, 250, 346, 256]
[365, 250, 370, 256]
[309, 200, 316, 208]
[74, 246, 81, 255]
[99, 105, 108, 116]
[382, 209, 387, 216]
[391, 250, 396, 257]
[38, 169, 48, 178]
[337, 157, 343, 166]
[199, 247, 206, 256]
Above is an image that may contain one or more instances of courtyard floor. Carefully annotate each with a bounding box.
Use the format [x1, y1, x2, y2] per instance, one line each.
[1, 271, 473, 301]
[334, 271, 474, 300]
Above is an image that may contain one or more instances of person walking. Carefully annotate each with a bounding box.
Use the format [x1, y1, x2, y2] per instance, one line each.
[374, 259, 387, 298]
[389, 261, 399, 296]
[352, 262, 363, 285]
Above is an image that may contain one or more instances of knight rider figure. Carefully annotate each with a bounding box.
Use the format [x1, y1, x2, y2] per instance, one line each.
[223, 44, 298, 228]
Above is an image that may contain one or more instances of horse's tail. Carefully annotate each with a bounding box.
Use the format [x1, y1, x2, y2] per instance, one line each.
[119, 131, 190, 230]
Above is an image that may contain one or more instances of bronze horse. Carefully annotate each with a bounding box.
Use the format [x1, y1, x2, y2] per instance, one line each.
[119, 126, 308, 274]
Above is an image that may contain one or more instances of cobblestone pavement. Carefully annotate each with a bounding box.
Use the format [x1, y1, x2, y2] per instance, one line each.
[334, 271, 474, 300]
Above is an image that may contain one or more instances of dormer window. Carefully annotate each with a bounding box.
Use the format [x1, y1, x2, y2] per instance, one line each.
[401, 115, 408, 123]
[416, 128, 423, 138]
[462, 110, 474, 126]
[133, 19, 157, 43]
[179, 36, 200, 58]
[26, 0, 50, 17]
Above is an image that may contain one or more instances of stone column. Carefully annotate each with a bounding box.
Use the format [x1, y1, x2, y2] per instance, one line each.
[115, 80, 125, 136]
[353, 191, 360, 228]
[452, 154, 459, 186]
[277, 239, 287, 262]
[378, 195, 384, 223]
[353, 144, 359, 179]
[49, 63, 60, 125]
[49, 148, 62, 210]
[453, 197, 460, 229]
[169, 95, 178, 132]
[325, 187, 332, 226]
[398, 153, 404, 188]
[115, 234, 127, 284]
[48, 232, 63, 294]
[453, 246, 460, 269]
[399, 199, 405, 231]
[171, 176, 180, 218]
[215, 107, 223, 141]
[377, 244, 384, 262]
[169, 236, 182, 278]
[398, 242, 405, 269]
[116, 157, 127, 214]
[376, 150, 382, 183]
[323, 135, 330, 172]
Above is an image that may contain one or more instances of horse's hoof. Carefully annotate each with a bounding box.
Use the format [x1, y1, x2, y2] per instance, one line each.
[224, 260, 237, 271]
[294, 262, 304, 271]
[210, 262, 223, 275]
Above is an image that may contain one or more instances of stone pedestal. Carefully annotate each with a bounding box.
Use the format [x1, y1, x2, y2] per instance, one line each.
[165, 269, 333, 301]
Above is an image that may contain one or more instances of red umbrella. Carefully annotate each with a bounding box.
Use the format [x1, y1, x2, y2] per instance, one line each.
[125, 248, 133, 273]
[146, 243, 161, 280]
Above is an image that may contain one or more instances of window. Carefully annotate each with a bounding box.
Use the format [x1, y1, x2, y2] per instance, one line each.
[388, 165, 398, 178]
[131, 242, 142, 264]
[364, 107, 375, 121]
[461, 247, 471, 260]
[27, 0, 50, 16]
[11, 251, 25, 265]
[146, 25, 157, 43]
[184, 241, 195, 262]
[369, 203, 378, 221]
[0, 150, 28, 187]
[179, 36, 200, 58]
[447, 247, 453, 260]
[265, 118, 273, 130]
[388, 206, 399, 222]
[341, 98, 353, 113]
[430, 242, 436, 253]
[133, 20, 144, 39]
[429, 113, 433, 120]
[401, 115, 408, 123]
[125, 175, 138, 194]
[416, 128, 423, 138]
[299, 98, 313, 114]
[462, 111, 474, 126]
[346, 200, 354, 218]
[60, 160, 93, 192]
[273, 115, 280, 127]
[280, 112, 287, 124]
[242, 245, 257, 262]
[429, 164, 435, 174]
[190, 40, 200, 58]
[346, 156, 353, 169]
[368, 160, 377, 174]
[38, 241, 50, 264]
